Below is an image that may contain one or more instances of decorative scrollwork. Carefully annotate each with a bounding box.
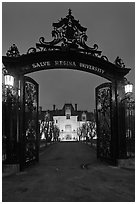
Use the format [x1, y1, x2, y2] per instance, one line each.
[27, 9, 103, 56]
[93, 44, 98, 50]
[51, 9, 96, 51]
[27, 47, 37, 54]
[98, 87, 111, 116]
[101, 55, 109, 61]
[39, 37, 45, 44]
[114, 56, 125, 68]
[25, 82, 37, 112]
[25, 80, 38, 163]
[2, 67, 8, 75]
[6, 44, 20, 57]
[26, 9, 110, 61]
[97, 84, 112, 159]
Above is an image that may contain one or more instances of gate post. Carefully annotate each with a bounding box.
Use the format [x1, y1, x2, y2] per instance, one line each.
[111, 80, 119, 164]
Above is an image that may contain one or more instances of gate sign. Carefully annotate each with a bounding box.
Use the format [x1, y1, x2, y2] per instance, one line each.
[31, 60, 105, 75]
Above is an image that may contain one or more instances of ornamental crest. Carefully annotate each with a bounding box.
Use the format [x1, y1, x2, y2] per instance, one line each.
[28, 9, 103, 57]
[51, 9, 88, 49]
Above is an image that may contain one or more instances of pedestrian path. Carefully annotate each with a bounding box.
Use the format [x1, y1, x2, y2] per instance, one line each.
[2, 142, 135, 202]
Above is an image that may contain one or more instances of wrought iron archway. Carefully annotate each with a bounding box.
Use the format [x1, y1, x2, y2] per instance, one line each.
[2, 9, 131, 169]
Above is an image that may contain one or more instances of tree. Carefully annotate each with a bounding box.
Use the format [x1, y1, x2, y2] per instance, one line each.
[53, 125, 60, 141]
[79, 121, 97, 144]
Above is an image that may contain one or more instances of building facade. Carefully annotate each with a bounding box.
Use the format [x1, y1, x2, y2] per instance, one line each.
[39, 104, 94, 141]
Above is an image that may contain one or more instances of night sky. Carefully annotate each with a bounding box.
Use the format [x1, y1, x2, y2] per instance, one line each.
[2, 2, 135, 111]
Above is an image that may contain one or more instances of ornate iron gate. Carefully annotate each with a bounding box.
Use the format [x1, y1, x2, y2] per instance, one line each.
[22, 76, 39, 168]
[96, 82, 116, 164]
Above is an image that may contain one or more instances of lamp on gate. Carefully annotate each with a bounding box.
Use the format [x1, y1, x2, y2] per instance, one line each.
[3, 72, 21, 102]
[97, 102, 102, 110]
[4, 74, 14, 88]
[125, 81, 133, 94]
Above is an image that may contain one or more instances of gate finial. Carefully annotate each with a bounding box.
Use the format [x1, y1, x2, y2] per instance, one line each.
[6, 44, 20, 57]
[68, 8, 72, 16]
[115, 56, 125, 68]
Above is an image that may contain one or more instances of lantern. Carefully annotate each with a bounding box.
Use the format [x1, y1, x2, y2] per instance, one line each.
[4, 74, 14, 88]
[125, 82, 133, 94]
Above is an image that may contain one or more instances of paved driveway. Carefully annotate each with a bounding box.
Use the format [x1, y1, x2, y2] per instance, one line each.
[2, 142, 135, 202]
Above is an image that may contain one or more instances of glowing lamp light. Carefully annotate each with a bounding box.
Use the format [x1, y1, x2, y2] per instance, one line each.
[97, 103, 102, 110]
[4, 74, 14, 87]
[125, 82, 133, 94]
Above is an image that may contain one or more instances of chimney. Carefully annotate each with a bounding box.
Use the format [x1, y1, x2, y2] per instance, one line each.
[75, 104, 77, 111]
[53, 104, 56, 111]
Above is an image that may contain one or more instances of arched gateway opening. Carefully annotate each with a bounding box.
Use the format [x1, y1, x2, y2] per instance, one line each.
[2, 10, 131, 171]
